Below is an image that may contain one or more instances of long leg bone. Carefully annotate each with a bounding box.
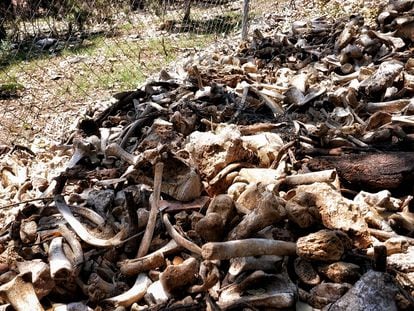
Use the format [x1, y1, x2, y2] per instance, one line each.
[58, 224, 83, 273]
[105, 143, 143, 166]
[284, 169, 337, 186]
[49, 237, 73, 279]
[202, 239, 297, 260]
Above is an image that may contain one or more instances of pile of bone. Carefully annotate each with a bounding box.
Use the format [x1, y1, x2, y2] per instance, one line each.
[1, 1, 414, 310]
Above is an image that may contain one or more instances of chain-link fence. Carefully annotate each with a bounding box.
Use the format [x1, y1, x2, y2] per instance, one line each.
[0, 0, 261, 144]
[0, 0, 374, 145]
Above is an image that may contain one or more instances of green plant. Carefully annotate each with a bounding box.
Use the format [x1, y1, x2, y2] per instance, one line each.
[0, 39, 12, 63]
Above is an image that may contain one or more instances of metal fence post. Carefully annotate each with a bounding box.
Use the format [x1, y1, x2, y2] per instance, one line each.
[241, 0, 250, 40]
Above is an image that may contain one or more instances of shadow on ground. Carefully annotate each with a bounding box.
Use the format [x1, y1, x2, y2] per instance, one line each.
[0, 30, 114, 69]
[161, 13, 242, 35]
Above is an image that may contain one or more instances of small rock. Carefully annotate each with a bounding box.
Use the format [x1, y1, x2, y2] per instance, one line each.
[327, 270, 399, 311]
[87, 189, 115, 214]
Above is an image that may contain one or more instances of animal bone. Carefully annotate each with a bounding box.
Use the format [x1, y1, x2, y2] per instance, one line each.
[202, 239, 296, 260]
[297, 230, 351, 262]
[145, 280, 170, 305]
[318, 261, 361, 283]
[195, 212, 226, 242]
[365, 98, 414, 113]
[163, 213, 202, 255]
[58, 225, 83, 274]
[67, 138, 99, 169]
[54, 195, 127, 247]
[285, 190, 320, 228]
[218, 271, 295, 310]
[70, 206, 106, 227]
[284, 169, 337, 186]
[87, 273, 127, 301]
[120, 240, 180, 276]
[105, 143, 143, 166]
[16, 260, 54, 299]
[104, 273, 151, 308]
[0, 273, 43, 311]
[294, 257, 321, 286]
[229, 255, 283, 277]
[188, 260, 220, 294]
[49, 237, 73, 279]
[195, 194, 235, 242]
[52, 302, 93, 311]
[137, 162, 163, 257]
[291, 183, 371, 248]
[159, 257, 199, 295]
[227, 190, 286, 240]
[160, 155, 203, 202]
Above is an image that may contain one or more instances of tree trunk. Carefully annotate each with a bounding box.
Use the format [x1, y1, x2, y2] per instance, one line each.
[308, 152, 414, 192]
[0, 23, 6, 40]
[183, 0, 192, 22]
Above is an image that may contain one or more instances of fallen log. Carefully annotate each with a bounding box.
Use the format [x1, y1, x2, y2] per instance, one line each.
[308, 152, 414, 191]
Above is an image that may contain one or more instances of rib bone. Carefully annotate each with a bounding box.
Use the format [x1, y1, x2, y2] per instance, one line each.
[54, 195, 127, 247]
[104, 273, 151, 307]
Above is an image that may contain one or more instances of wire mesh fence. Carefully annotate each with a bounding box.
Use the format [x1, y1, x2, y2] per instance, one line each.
[0, 0, 373, 144]
[0, 0, 260, 144]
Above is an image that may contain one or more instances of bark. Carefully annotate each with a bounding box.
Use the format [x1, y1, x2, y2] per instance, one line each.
[308, 152, 414, 191]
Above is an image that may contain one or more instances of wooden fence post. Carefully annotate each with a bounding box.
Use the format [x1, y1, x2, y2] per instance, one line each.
[241, 0, 250, 40]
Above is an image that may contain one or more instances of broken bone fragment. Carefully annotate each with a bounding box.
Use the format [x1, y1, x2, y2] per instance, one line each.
[161, 154, 203, 201]
[218, 271, 296, 310]
[291, 183, 371, 248]
[16, 260, 54, 299]
[195, 212, 226, 242]
[308, 282, 352, 308]
[0, 273, 44, 311]
[159, 257, 199, 296]
[87, 273, 128, 302]
[105, 142, 142, 166]
[318, 261, 361, 284]
[227, 190, 286, 240]
[297, 230, 351, 262]
[294, 257, 320, 286]
[67, 138, 99, 168]
[196, 194, 236, 242]
[229, 255, 283, 277]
